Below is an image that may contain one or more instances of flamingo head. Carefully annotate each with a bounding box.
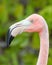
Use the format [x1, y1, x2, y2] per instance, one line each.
[6, 14, 44, 47]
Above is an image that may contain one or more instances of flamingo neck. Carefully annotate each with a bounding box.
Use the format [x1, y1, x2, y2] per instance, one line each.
[37, 28, 49, 65]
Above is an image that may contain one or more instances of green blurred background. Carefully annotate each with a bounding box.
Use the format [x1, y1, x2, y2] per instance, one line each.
[0, 0, 52, 65]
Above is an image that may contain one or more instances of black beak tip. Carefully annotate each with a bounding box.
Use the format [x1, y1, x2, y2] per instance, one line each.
[6, 29, 14, 47]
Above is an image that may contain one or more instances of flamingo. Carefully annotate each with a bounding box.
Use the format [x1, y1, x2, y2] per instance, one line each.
[6, 14, 49, 65]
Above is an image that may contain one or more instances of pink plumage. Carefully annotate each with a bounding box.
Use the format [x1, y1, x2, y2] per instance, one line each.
[25, 14, 49, 65]
[7, 14, 49, 65]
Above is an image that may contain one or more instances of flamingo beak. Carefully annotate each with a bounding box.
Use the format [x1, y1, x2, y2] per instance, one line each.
[6, 29, 14, 47]
[6, 19, 31, 47]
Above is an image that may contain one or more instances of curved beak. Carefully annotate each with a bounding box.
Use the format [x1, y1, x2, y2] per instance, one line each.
[6, 19, 31, 47]
[6, 29, 14, 47]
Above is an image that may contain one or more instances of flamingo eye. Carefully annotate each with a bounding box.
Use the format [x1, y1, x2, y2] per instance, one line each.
[30, 20, 33, 23]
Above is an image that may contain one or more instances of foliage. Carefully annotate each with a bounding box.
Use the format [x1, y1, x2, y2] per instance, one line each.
[39, 6, 52, 30]
[0, 0, 52, 65]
